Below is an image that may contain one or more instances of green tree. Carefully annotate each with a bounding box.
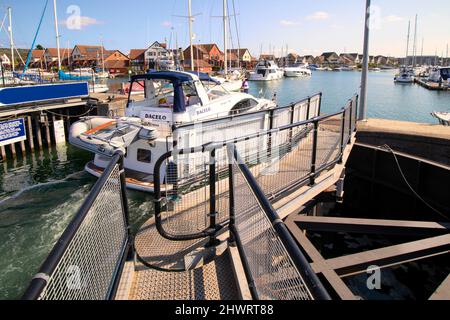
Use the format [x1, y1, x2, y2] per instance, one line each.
[36, 44, 44, 50]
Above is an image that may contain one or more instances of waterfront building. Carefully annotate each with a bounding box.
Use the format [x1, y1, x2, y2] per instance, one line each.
[183, 44, 223, 70]
[145, 41, 170, 69]
[104, 50, 130, 76]
[71, 45, 110, 68]
[227, 48, 254, 68]
[129, 49, 146, 72]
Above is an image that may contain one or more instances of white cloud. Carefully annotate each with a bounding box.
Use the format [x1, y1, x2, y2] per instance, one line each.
[306, 11, 330, 21]
[384, 15, 404, 22]
[280, 19, 300, 27]
[61, 16, 102, 30]
[161, 21, 172, 28]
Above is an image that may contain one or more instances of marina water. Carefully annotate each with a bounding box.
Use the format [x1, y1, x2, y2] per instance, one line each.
[0, 70, 448, 299]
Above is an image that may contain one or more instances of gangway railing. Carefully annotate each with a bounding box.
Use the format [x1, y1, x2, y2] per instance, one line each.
[22, 152, 130, 300]
[22, 94, 358, 301]
[228, 145, 331, 300]
[151, 95, 358, 242]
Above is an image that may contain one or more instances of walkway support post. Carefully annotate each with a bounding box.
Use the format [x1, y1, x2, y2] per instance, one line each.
[359, 0, 371, 121]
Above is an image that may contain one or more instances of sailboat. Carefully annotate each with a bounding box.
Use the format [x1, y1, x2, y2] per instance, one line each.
[212, 0, 244, 91]
[395, 20, 414, 83]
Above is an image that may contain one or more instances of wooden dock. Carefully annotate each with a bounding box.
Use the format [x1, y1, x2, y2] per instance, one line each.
[415, 78, 449, 91]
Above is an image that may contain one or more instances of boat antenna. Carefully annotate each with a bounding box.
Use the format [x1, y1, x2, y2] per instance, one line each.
[359, 0, 371, 121]
[53, 0, 62, 70]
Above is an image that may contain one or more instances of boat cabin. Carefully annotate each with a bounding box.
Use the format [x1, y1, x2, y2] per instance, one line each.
[126, 71, 266, 129]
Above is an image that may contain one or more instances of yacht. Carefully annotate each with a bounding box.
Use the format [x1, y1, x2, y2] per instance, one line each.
[69, 71, 276, 192]
[249, 60, 284, 81]
[394, 67, 414, 83]
[428, 67, 450, 83]
[284, 63, 312, 77]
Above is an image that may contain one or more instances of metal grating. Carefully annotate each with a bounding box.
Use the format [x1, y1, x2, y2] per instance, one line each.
[231, 159, 313, 300]
[39, 165, 128, 300]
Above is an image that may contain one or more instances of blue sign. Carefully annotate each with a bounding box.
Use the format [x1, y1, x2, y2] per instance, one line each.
[0, 82, 89, 107]
[0, 118, 27, 147]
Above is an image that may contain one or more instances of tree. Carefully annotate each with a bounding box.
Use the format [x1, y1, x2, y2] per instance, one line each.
[36, 44, 44, 50]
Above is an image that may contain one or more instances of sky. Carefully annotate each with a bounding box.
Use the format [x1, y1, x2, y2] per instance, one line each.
[0, 0, 448, 58]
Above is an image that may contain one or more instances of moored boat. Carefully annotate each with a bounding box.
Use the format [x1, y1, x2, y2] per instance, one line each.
[69, 70, 277, 192]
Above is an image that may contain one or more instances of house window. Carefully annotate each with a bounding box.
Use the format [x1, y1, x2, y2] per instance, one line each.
[137, 149, 152, 163]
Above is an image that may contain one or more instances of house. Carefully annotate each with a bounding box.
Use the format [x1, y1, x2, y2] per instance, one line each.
[319, 52, 340, 65]
[145, 41, 170, 69]
[183, 44, 223, 70]
[374, 55, 388, 65]
[259, 54, 276, 61]
[104, 50, 130, 75]
[72, 45, 108, 68]
[227, 48, 253, 68]
[1, 53, 10, 66]
[285, 53, 300, 66]
[28, 50, 45, 68]
[129, 49, 146, 72]
[302, 55, 315, 64]
[43, 48, 60, 68]
[189, 60, 213, 73]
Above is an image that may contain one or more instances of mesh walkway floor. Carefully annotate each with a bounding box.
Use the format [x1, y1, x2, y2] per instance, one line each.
[126, 125, 344, 301]
[129, 252, 239, 300]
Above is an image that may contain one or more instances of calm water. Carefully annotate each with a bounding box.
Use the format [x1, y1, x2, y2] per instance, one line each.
[0, 71, 448, 299]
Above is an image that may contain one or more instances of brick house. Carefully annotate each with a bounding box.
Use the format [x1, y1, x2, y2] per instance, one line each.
[129, 49, 146, 72]
[104, 50, 130, 75]
[184, 44, 223, 70]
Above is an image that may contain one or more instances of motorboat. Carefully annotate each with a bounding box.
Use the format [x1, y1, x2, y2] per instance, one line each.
[431, 112, 450, 126]
[89, 83, 109, 93]
[394, 67, 414, 83]
[69, 71, 277, 192]
[249, 60, 284, 81]
[428, 67, 450, 83]
[284, 64, 312, 77]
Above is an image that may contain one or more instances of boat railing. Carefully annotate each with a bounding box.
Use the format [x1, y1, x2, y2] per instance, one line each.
[151, 94, 358, 243]
[228, 144, 331, 300]
[22, 152, 131, 300]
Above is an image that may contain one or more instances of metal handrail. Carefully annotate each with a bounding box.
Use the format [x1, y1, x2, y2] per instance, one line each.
[22, 151, 131, 300]
[151, 94, 358, 243]
[172, 92, 322, 130]
[228, 145, 332, 300]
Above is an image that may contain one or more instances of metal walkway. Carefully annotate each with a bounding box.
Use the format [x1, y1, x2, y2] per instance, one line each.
[23, 94, 358, 301]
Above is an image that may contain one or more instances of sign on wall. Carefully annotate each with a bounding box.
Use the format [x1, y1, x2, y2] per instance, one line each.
[53, 120, 66, 144]
[0, 118, 27, 147]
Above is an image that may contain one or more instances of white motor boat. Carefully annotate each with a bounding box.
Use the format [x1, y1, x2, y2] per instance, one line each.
[394, 67, 414, 83]
[249, 60, 284, 81]
[69, 71, 276, 192]
[89, 83, 109, 93]
[284, 64, 312, 77]
[431, 112, 450, 126]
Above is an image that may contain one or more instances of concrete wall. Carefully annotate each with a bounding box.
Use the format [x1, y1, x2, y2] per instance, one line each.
[357, 119, 450, 166]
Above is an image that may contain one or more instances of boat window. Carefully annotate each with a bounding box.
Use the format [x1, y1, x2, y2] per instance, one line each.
[183, 81, 201, 106]
[230, 99, 258, 115]
[137, 149, 152, 163]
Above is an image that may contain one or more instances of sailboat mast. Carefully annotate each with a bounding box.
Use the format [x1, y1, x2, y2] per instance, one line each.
[8, 7, 14, 72]
[223, 0, 228, 75]
[188, 0, 194, 71]
[412, 14, 418, 68]
[101, 36, 105, 72]
[406, 20, 410, 66]
[53, 0, 62, 70]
